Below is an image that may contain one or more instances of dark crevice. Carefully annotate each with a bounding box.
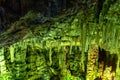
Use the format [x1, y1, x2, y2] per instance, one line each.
[94, 0, 105, 23]
[98, 47, 118, 72]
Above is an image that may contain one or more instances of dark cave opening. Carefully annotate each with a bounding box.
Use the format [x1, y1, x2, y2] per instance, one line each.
[98, 47, 118, 73]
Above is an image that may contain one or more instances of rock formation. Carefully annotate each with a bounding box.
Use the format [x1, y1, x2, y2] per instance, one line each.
[0, 0, 120, 80]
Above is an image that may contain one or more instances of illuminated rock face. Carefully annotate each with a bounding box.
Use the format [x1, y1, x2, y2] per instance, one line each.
[0, 0, 120, 80]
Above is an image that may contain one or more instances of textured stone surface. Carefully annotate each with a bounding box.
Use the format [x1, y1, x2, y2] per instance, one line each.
[0, 0, 120, 80]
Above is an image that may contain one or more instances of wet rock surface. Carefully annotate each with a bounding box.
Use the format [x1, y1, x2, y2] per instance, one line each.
[0, 0, 120, 80]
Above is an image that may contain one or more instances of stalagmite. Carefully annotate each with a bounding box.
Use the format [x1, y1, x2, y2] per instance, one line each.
[86, 44, 98, 80]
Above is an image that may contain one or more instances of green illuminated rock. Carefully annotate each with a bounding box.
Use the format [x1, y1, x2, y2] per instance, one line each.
[0, 0, 120, 80]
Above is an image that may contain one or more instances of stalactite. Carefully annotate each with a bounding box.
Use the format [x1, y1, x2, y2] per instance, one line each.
[49, 46, 52, 66]
[9, 45, 14, 62]
[69, 41, 72, 55]
[58, 44, 62, 69]
[115, 53, 120, 80]
[103, 25, 107, 46]
[81, 24, 86, 72]
[60, 46, 69, 80]
[0, 48, 5, 79]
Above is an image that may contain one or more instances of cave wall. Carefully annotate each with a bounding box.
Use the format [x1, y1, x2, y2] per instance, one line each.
[0, 0, 120, 80]
[0, 0, 72, 16]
